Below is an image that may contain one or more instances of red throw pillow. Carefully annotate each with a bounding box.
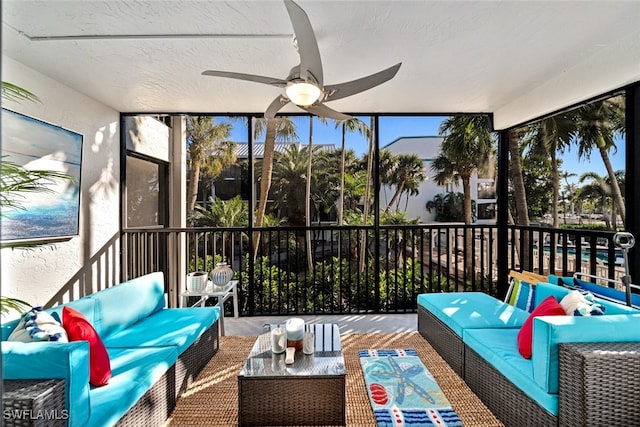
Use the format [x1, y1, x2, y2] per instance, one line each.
[517, 295, 566, 359]
[62, 306, 111, 386]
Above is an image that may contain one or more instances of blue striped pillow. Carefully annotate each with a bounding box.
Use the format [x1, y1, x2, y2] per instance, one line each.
[507, 278, 537, 312]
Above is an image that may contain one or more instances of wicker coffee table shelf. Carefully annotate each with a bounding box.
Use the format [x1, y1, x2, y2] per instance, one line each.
[238, 323, 346, 426]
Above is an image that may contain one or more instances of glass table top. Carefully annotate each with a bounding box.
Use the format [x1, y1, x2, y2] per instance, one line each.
[239, 323, 346, 378]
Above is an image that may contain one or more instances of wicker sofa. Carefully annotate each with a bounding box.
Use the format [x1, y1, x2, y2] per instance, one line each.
[2, 272, 220, 427]
[417, 281, 640, 426]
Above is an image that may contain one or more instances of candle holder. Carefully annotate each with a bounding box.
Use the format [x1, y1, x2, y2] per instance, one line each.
[285, 318, 304, 350]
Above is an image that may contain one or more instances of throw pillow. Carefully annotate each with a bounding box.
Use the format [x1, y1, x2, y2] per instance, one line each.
[560, 290, 605, 316]
[62, 306, 111, 386]
[517, 296, 566, 359]
[7, 307, 68, 342]
[506, 277, 537, 312]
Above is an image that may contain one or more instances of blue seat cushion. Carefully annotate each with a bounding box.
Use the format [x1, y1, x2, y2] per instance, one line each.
[102, 307, 219, 354]
[464, 328, 558, 416]
[88, 345, 178, 427]
[417, 292, 529, 337]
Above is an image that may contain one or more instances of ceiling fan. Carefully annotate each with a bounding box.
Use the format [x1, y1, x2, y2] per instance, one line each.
[202, 0, 401, 121]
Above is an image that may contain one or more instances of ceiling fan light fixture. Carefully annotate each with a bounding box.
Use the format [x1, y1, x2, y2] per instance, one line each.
[285, 82, 322, 106]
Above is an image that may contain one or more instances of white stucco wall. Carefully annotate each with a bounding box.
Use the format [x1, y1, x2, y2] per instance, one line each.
[1, 56, 120, 309]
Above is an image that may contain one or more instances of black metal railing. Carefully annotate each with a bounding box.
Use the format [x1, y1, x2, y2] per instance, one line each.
[121, 224, 621, 316]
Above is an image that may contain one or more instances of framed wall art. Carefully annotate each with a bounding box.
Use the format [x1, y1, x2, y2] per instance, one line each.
[1, 108, 83, 243]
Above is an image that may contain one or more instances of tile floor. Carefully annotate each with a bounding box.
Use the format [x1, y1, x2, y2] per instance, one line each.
[224, 313, 417, 336]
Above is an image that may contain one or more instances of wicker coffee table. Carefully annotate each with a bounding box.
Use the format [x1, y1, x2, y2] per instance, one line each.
[238, 323, 346, 426]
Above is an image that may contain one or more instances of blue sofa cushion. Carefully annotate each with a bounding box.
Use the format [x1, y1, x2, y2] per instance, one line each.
[91, 272, 166, 338]
[88, 345, 179, 427]
[417, 292, 529, 337]
[536, 281, 637, 315]
[531, 313, 640, 393]
[103, 307, 219, 354]
[463, 328, 559, 416]
[47, 297, 97, 327]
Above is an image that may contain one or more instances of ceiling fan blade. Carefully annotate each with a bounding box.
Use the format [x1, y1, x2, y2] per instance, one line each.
[202, 70, 288, 87]
[324, 63, 402, 102]
[265, 96, 291, 119]
[301, 103, 352, 121]
[283, 0, 323, 85]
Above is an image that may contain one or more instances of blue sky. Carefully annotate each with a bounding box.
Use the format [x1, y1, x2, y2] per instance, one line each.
[226, 115, 625, 185]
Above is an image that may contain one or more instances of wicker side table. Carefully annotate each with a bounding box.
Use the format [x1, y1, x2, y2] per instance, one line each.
[3, 379, 67, 427]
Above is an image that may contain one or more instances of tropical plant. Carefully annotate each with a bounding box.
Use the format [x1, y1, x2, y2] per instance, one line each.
[270, 143, 317, 224]
[578, 171, 625, 230]
[426, 192, 476, 222]
[384, 152, 426, 213]
[523, 113, 574, 228]
[1, 82, 52, 313]
[252, 117, 298, 259]
[432, 115, 494, 225]
[1, 157, 72, 215]
[1, 81, 40, 103]
[185, 116, 238, 219]
[335, 117, 370, 225]
[432, 115, 494, 275]
[574, 96, 626, 226]
[360, 116, 375, 272]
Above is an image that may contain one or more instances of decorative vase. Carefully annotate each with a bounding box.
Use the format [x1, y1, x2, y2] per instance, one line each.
[186, 271, 208, 292]
[210, 262, 234, 290]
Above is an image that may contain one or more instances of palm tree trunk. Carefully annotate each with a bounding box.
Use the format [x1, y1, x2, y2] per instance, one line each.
[359, 117, 374, 273]
[384, 180, 406, 213]
[253, 119, 277, 260]
[338, 124, 346, 226]
[306, 117, 314, 272]
[551, 150, 559, 229]
[462, 176, 473, 277]
[598, 144, 625, 227]
[186, 162, 201, 217]
[508, 129, 531, 270]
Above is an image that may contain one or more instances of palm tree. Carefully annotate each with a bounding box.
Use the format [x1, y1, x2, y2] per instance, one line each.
[270, 143, 310, 224]
[191, 195, 249, 263]
[185, 116, 237, 219]
[433, 116, 494, 225]
[574, 97, 626, 226]
[360, 116, 375, 272]
[384, 153, 426, 213]
[334, 118, 370, 225]
[432, 115, 495, 275]
[578, 171, 626, 230]
[524, 114, 574, 228]
[305, 117, 314, 270]
[252, 117, 298, 259]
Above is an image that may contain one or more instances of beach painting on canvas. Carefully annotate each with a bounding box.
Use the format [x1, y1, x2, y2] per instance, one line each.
[1, 108, 82, 242]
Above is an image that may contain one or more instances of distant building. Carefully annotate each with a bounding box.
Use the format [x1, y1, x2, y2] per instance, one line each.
[380, 136, 496, 224]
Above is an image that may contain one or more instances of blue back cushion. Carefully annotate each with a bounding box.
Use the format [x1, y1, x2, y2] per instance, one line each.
[91, 272, 166, 338]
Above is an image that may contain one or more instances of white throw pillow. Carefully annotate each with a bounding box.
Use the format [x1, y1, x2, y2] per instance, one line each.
[7, 307, 68, 342]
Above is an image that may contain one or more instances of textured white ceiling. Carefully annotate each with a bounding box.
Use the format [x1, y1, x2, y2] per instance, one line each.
[2, 0, 639, 129]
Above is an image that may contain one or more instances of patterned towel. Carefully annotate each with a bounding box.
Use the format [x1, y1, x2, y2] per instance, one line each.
[359, 349, 463, 426]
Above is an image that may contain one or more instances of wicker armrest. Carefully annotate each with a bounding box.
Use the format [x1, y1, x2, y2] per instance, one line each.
[558, 342, 640, 427]
[3, 379, 67, 427]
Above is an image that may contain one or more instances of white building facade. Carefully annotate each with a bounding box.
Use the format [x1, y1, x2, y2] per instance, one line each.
[380, 136, 496, 225]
